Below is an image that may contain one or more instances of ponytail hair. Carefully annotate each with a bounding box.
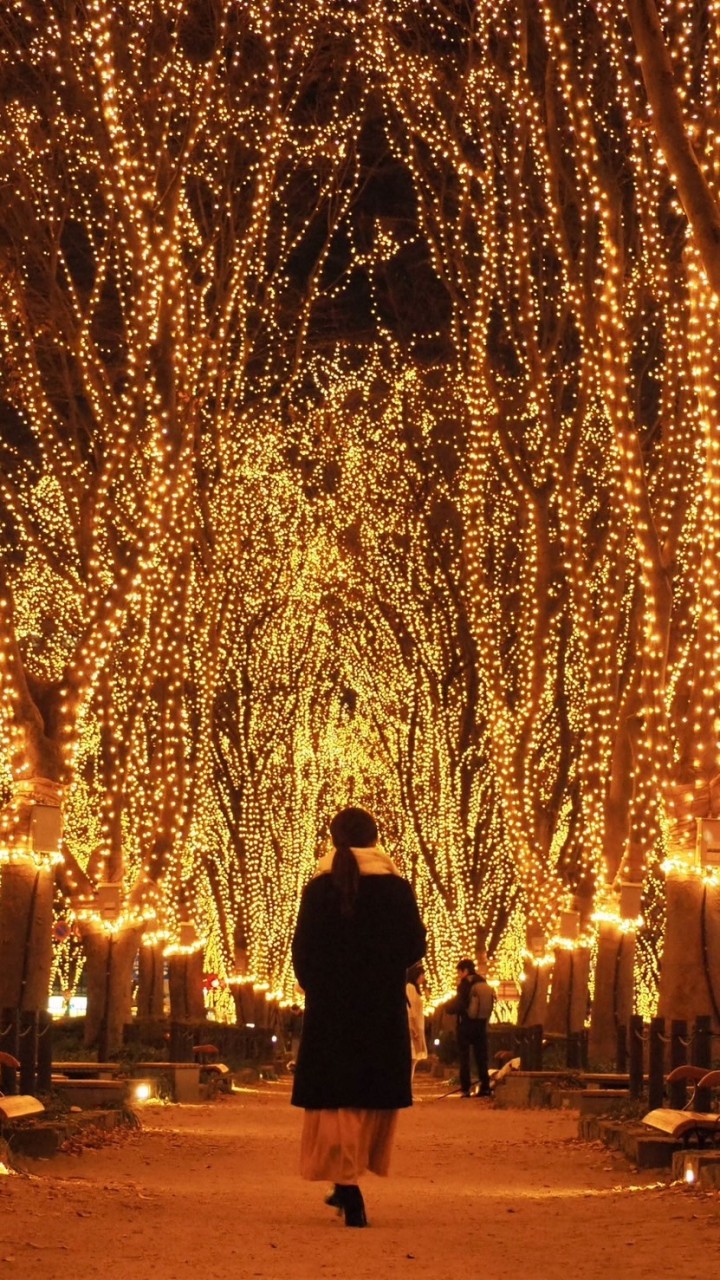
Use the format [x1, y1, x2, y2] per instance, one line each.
[329, 806, 378, 916]
[330, 842, 360, 917]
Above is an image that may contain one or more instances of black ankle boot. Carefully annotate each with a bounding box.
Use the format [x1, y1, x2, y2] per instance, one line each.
[324, 1185, 344, 1209]
[341, 1184, 367, 1228]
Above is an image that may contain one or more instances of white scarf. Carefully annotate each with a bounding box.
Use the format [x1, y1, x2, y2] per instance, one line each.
[313, 843, 400, 877]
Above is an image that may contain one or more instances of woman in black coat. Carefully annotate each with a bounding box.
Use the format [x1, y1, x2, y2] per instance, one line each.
[291, 806, 426, 1227]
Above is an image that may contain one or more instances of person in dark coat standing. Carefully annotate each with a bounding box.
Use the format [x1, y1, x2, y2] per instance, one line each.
[291, 806, 426, 1227]
[445, 957, 493, 1098]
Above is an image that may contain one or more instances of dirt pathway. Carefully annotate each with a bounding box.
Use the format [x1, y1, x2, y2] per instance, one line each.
[1, 1081, 717, 1280]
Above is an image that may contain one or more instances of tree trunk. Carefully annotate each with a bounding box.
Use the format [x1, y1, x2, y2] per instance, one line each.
[517, 959, 551, 1028]
[658, 873, 720, 1031]
[136, 942, 166, 1018]
[230, 980, 255, 1026]
[589, 922, 636, 1067]
[545, 946, 591, 1036]
[627, 0, 720, 297]
[253, 984, 271, 1028]
[0, 860, 54, 1011]
[474, 925, 488, 977]
[80, 925, 143, 1059]
[167, 950, 206, 1022]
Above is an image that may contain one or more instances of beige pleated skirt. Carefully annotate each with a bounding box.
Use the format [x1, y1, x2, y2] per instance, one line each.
[300, 1108, 398, 1182]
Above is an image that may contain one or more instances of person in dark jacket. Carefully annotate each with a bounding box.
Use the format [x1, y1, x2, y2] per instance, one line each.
[291, 806, 426, 1227]
[446, 958, 493, 1098]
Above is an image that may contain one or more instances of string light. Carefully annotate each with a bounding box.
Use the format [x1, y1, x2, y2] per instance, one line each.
[0, 1, 719, 1021]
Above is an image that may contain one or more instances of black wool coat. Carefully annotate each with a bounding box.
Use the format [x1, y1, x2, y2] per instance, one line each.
[291, 872, 426, 1111]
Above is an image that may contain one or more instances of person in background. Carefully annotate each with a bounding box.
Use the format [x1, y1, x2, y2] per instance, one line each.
[291, 806, 426, 1227]
[446, 957, 494, 1098]
[287, 1003, 304, 1068]
[406, 962, 428, 1089]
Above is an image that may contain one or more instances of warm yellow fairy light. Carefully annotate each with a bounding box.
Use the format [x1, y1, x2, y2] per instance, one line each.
[592, 910, 645, 935]
[0, 0, 718, 1020]
[163, 939, 207, 958]
[661, 857, 720, 889]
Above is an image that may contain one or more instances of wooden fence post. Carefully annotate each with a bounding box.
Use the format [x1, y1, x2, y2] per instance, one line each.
[669, 1019, 688, 1109]
[616, 1023, 627, 1074]
[0, 1007, 19, 1095]
[19, 1009, 38, 1094]
[530, 1024, 543, 1071]
[628, 1015, 644, 1098]
[693, 1015, 712, 1112]
[36, 1009, 53, 1094]
[648, 1016, 665, 1110]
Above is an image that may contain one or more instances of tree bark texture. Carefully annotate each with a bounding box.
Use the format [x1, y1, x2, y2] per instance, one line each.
[253, 986, 271, 1028]
[627, 0, 720, 295]
[517, 959, 551, 1028]
[167, 951, 206, 1023]
[81, 925, 142, 1059]
[658, 874, 720, 1031]
[545, 946, 591, 1036]
[136, 943, 166, 1018]
[0, 860, 54, 1011]
[231, 982, 255, 1026]
[588, 922, 636, 1067]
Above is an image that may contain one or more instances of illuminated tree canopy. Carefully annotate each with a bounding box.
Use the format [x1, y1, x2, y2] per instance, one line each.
[1, 0, 720, 1044]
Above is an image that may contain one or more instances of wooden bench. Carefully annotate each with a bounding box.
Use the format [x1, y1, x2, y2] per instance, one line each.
[192, 1045, 232, 1092]
[643, 1108, 720, 1144]
[201, 1062, 230, 1077]
[52, 1062, 123, 1078]
[0, 1095, 45, 1123]
[643, 1068, 720, 1146]
[497, 1069, 638, 1088]
[193, 1044, 220, 1061]
[491, 1056, 521, 1085]
[200, 1062, 232, 1094]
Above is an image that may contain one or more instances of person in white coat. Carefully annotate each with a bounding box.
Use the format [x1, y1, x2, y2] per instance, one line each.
[406, 962, 428, 1087]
